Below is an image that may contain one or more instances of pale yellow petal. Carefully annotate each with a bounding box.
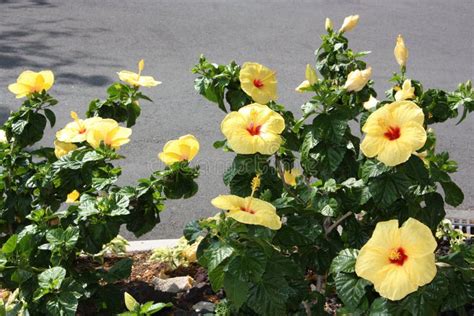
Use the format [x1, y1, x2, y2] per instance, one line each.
[399, 122, 427, 151]
[360, 135, 386, 158]
[211, 195, 245, 211]
[8, 83, 31, 98]
[376, 140, 412, 166]
[221, 112, 247, 138]
[404, 253, 436, 287]
[355, 246, 390, 286]
[158, 152, 182, 165]
[366, 220, 401, 249]
[400, 218, 437, 257]
[376, 266, 418, 301]
[39, 70, 54, 90]
[390, 101, 424, 126]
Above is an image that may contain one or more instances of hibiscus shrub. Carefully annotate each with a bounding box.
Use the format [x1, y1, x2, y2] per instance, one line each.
[189, 15, 474, 315]
[0, 61, 199, 314]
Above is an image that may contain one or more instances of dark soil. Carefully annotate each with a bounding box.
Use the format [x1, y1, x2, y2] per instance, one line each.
[76, 251, 222, 316]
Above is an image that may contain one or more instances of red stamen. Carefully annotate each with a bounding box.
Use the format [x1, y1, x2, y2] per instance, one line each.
[384, 126, 401, 141]
[389, 247, 408, 266]
[246, 122, 261, 136]
[253, 79, 264, 88]
[79, 128, 87, 134]
[240, 207, 255, 214]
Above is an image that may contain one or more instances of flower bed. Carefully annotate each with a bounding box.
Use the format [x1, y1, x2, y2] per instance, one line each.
[0, 14, 473, 315]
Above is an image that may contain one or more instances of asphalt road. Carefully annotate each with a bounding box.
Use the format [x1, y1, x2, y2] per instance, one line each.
[0, 0, 473, 239]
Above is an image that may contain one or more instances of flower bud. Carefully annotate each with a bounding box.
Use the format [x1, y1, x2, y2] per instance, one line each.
[0, 130, 7, 143]
[339, 15, 359, 33]
[363, 95, 378, 110]
[344, 67, 372, 92]
[394, 34, 409, 67]
[325, 18, 333, 31]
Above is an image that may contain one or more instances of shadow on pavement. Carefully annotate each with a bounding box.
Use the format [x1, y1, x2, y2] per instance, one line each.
[0, 0, 114, 87]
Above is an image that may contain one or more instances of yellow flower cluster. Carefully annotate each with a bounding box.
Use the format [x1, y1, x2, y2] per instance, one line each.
[54, 111, 132, 158]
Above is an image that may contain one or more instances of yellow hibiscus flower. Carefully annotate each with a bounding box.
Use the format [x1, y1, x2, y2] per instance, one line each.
[56, 112, 102, 143]
[211, 176, 281, 230]
[239, 62, 278, 104]
[221, 103, 285, 155]
[158, 134, 200, 166]
[283, 168, 302, 186]
[66, 190, 80, 203]
[355, 218, 437, 301]
[86, 119, 132, 150]
[360, 101, 427, 166]
[295, 64, 318, 93]
[54, 140, 78, 158]
[395, 79, 415, 101]
[8, 70, 54, 98]
[117, 59, 161, 87]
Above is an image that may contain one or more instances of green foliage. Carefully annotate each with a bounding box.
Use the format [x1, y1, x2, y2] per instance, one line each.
[191, 22, 473, 315]
[0, 79, 200, 314]
[119, 292, 172, 316]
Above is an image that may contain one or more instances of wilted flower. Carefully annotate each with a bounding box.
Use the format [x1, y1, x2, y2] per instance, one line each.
[355, 218, 437, 301]
[8, 70, 54, 98]
[360, 101, 426, 166]
[56, 112, 102, 143]
[211, 175, 282, 230]
[221, 103, 285, 155]
[395, 79, 415, 101]
[339, 15, 359, 33]
[325, 17, 333, 31]
[283, 168, 302, 186]
[239, 62, 278, 104]
[394, 34, 409, 67]
[295, 64, 318, 93]
[54, 140, 77, 158]
[66, 190, 80, 203]
[344, 67, 372, 92]
[118, 59, 161, 87]
[86, 119, 132, 150]
[158, 134, 200, 166]
[363, 95, 378, 111]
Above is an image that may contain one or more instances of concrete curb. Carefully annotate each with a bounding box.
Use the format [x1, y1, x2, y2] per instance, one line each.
[127, 239, 180, 252]
[126, 210, 473, 252]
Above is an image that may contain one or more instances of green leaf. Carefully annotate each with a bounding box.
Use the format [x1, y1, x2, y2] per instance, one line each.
[103, 258, 133, 283]
[360, 159, 390, 182]
[369, 173, 410, 207]
[334, 272, 370, 309]
[223, 273, 250, 309]
[208, 262, 226, 291]
[45, 291, 78, 316]
[200, 241, 234, 273]
[441, 181, 464, 207]
[312, 113, 348, 143]
[247, 272, 289, 316]
[2, 234, 18, 254]
[183, 220, 202, 243]
[330, 249, 359, 275]
[226, 247, 267, 282]
[44, 108, 56, 127]
[368, 298, 401, 315]
[38, 267, 66, 290]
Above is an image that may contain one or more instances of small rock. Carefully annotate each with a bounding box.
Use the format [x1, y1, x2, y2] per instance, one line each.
[192, 301, 215, 313]
[152, 276, 194, 293]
